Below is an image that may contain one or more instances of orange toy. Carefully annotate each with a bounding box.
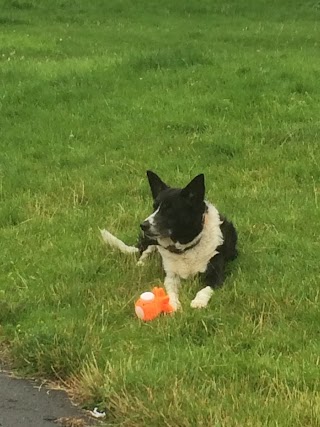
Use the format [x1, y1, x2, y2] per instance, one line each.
[134, 287, 174, 321]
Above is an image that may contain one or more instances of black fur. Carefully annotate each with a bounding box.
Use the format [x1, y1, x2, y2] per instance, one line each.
[139, 171, 238, 292]
[202, 215, 238, 289]
[143, 172, 207, 244]
[137, 233, 157, 254]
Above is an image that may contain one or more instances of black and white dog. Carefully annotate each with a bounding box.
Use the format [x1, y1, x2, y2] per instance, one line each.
[100, 171, 238, 310]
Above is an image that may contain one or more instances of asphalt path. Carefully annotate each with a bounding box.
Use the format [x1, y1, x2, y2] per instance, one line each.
[0, 370, 94, 427]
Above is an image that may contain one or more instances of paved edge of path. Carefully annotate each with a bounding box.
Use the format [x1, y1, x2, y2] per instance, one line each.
[0, 369, 98, 427]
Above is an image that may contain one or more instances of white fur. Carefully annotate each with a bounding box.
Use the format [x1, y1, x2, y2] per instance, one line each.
[100, 229, 139, 254]
[158, 203, 222, 279]
[190, 286, 213, 308]
[164, 273, 181, 310]
[100, 228, 156, 266]
[157, 203, 222, 308]
[136, 245, 157, 266]
[144, 206, 160, 236]
[100, 203, 222, 310]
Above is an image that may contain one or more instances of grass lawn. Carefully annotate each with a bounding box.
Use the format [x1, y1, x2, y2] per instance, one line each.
[1, 0, 320, 425]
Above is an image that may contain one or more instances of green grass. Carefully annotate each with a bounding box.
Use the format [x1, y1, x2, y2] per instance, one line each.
[1, 0, 320, 425]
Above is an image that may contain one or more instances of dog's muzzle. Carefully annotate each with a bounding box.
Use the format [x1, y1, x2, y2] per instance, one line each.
[140, 221, 150, 232]
[140, 220, 160, 239]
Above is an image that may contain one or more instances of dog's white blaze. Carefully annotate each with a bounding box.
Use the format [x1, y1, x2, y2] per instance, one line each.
[190, 286, 213, 308]
[158, 203, 223, 280]
[144, 206, 160, 227]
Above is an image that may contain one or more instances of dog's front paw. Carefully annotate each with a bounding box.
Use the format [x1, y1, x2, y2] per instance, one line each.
[190, 298, 208, 309]
[169, 297, 182, 311]
[190, 287, 213, 309]
[136, 260, 145, 267]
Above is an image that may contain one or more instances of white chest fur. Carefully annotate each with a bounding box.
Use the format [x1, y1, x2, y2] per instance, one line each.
[157, 203, 223, 279]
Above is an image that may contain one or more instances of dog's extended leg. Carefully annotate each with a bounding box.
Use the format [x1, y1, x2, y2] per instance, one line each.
[100, 228, 158, 267]
[136, 245, 158, 266]
[100, 229, 139, 254]
[164, 273, 181, 311]
[191, 253, 225, 309]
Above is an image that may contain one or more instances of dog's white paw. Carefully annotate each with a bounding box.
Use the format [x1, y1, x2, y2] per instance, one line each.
[190, 287, 213, 309]
[169, 297, 182, 311]
[136, 260, 145, 267]
[190, 298, 208, 309]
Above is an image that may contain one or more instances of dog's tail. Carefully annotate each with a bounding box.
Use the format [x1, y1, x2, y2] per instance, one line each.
[100, 229, 139, 254]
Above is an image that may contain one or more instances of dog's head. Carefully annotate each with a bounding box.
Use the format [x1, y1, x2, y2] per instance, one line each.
[140, 171, 206, 245]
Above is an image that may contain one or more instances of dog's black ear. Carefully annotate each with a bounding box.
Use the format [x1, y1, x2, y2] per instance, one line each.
[146, 170, 169, 199]
[181, 174, 205, 203]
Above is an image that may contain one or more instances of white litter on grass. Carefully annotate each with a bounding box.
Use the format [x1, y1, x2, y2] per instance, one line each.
[90, 407, 106, 418]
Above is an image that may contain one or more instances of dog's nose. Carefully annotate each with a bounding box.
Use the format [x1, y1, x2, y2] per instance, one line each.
[140, 221, 150, 232]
